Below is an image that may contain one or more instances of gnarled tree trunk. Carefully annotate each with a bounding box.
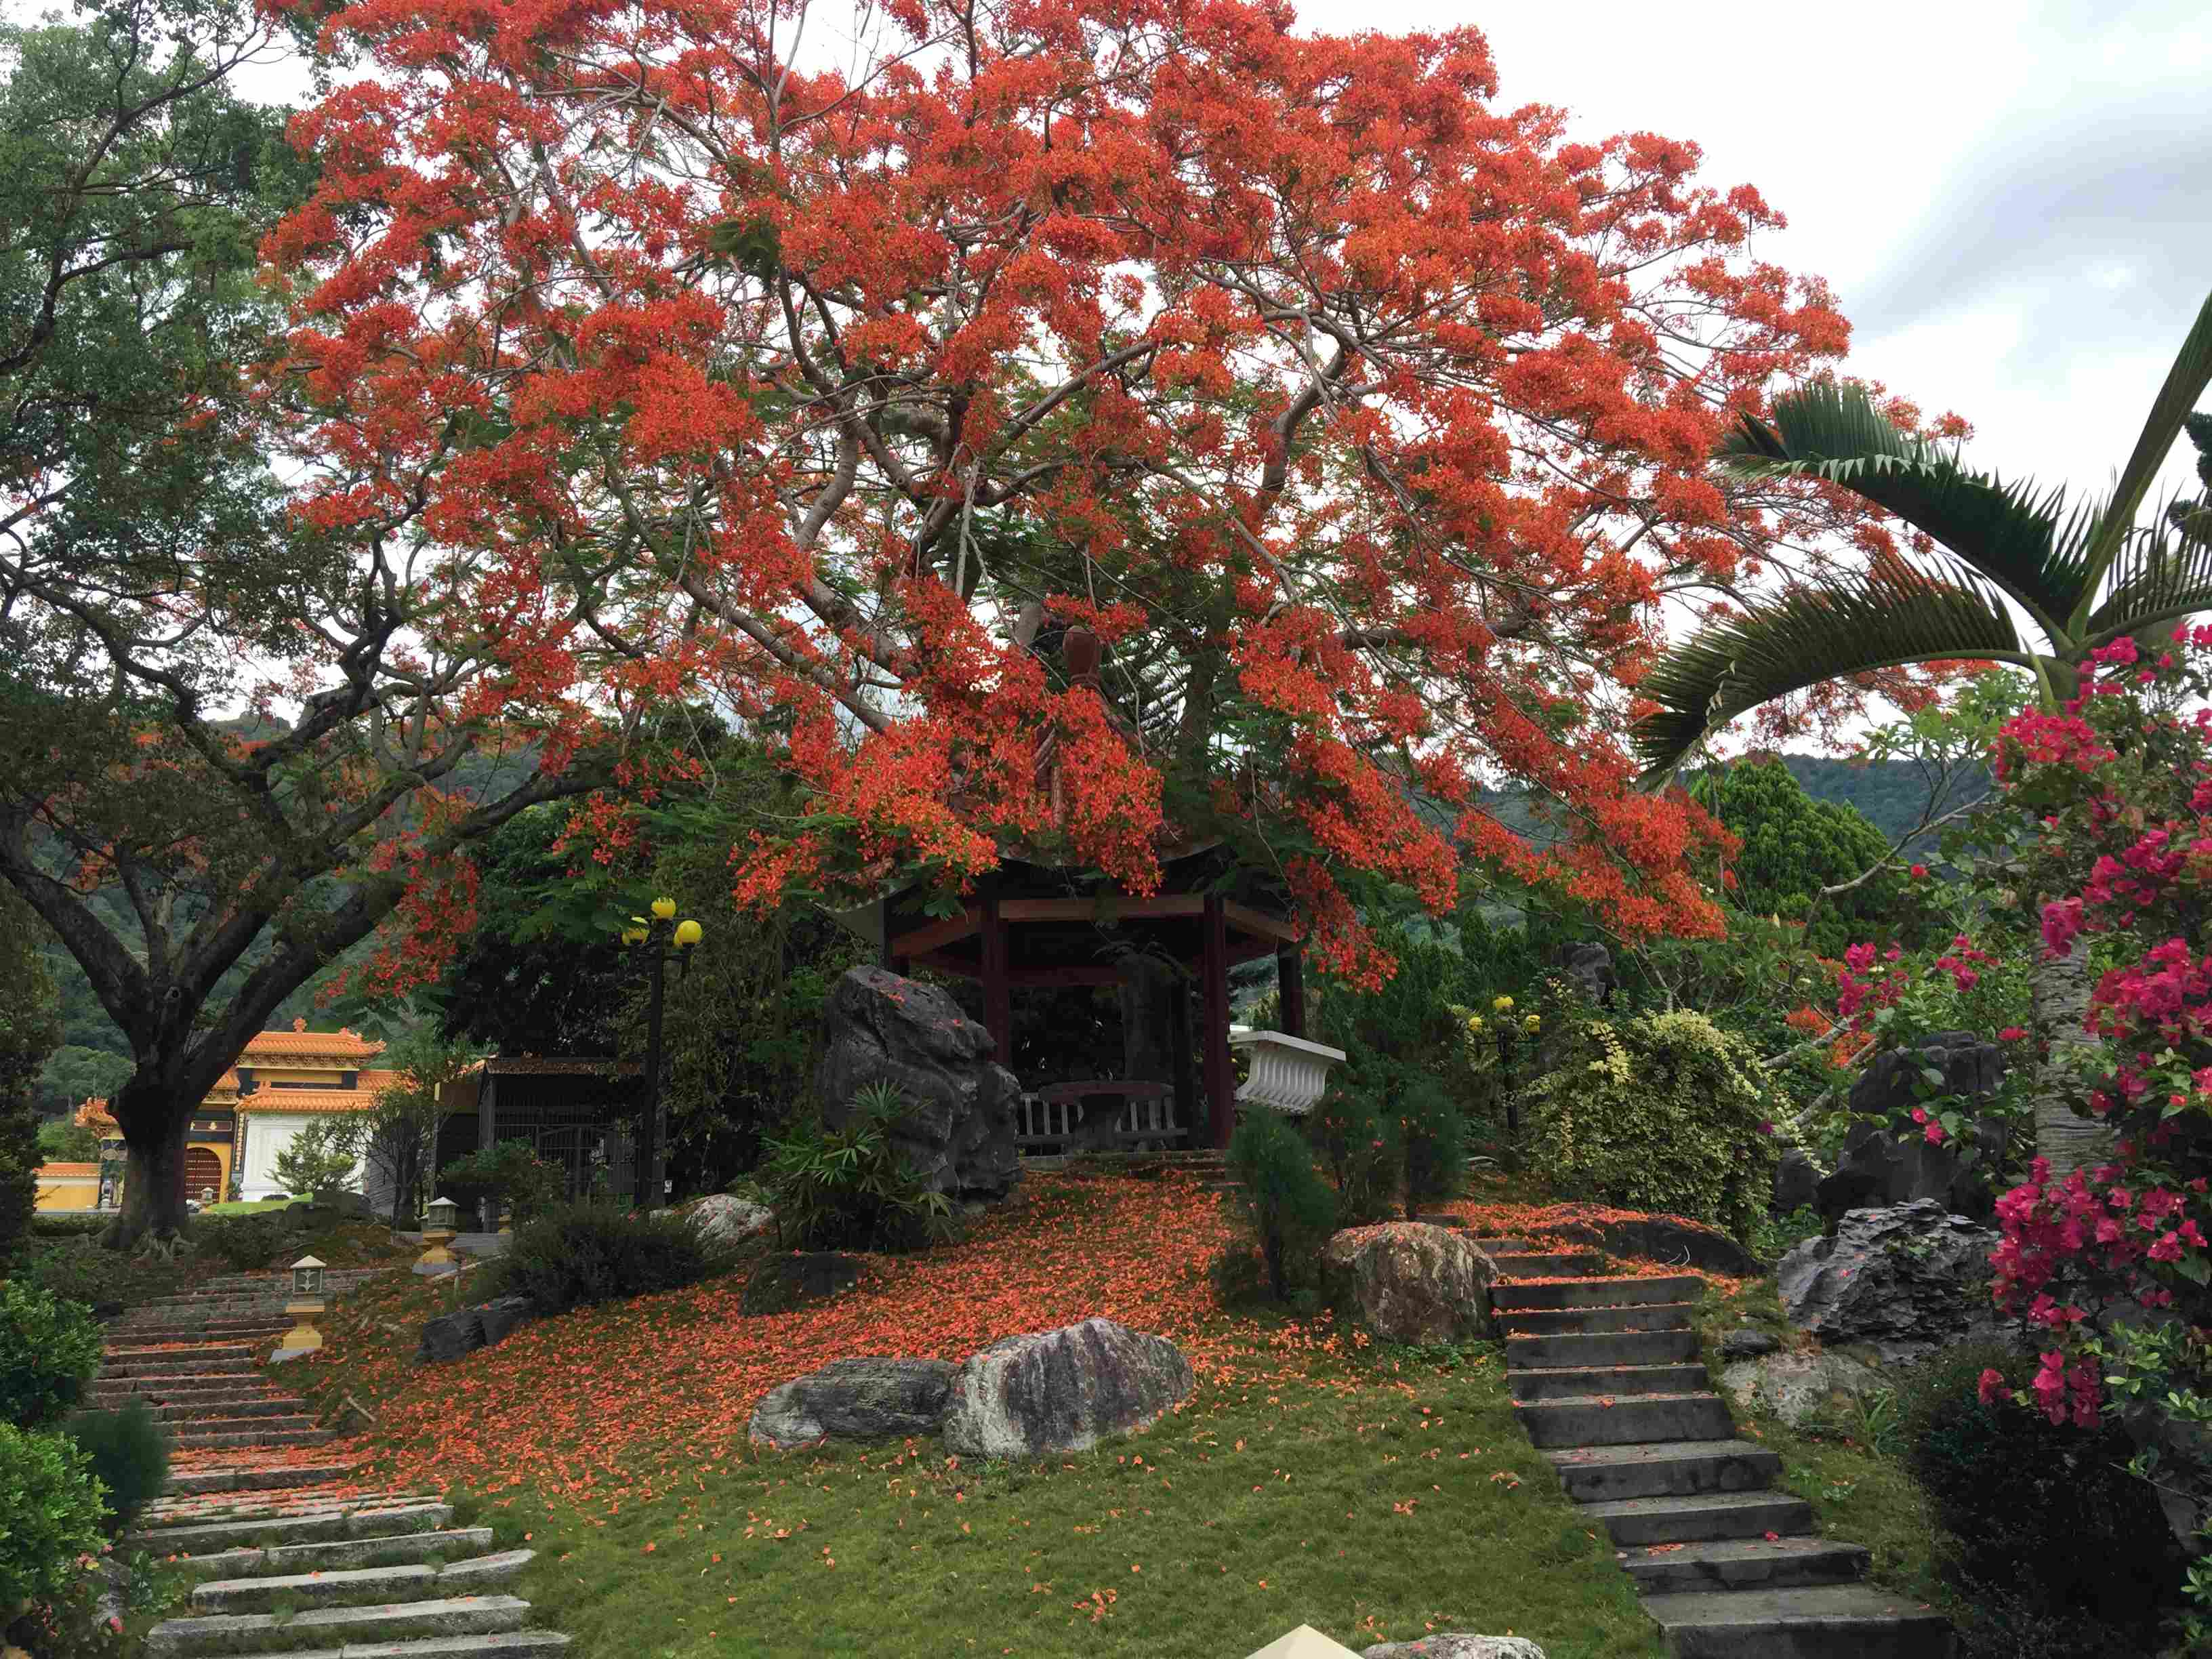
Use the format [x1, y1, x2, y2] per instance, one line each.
[2030, 943, 2112, 1180]
[102, 1092, 193, 1250]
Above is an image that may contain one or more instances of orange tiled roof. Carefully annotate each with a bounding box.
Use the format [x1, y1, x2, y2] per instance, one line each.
[75, 1098, 115, 1130]
[236, 1070, 399, 1114]
[39, 1162, 99, 1176]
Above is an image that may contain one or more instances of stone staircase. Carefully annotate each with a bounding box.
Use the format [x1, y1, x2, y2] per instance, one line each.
[101, 1271, 571, 1659]
[1478, 1235, 1954, 1659]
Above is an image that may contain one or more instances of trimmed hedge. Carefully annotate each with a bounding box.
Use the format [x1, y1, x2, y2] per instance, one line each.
[0, 1422, 105, 1607]
[0, 1280, 102, 1430]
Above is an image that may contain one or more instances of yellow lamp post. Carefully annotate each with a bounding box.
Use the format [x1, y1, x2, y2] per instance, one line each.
[272, 1256, 328, 1364]
[617, 897, 702, 1213]
[414, 1194, 460, 1275]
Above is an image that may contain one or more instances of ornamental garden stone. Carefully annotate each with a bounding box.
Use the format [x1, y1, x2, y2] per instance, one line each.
[1778, 1199, 2001, 1363]
[941, 1317, 1192, 1458]
[1322, 1223, 1496, 1344]
[749, 1357, 958, 1450]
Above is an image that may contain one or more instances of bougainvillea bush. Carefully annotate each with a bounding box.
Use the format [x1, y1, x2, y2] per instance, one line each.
[1966, 629, 2212, 1618]
[1517, 1008, 1776, 1242]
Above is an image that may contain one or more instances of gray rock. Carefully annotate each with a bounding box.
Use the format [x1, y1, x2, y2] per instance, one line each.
[1719, 1328, 1780, 1359]
[680, 1193, 777, 1247]
[941, 1317, 1193, 1458]
[1363, 1637, 1547, 1659]
[1720, 1348, 1890, 1428]
[1773, 1146, 1821, 1215]
[1554, 941, 1616, 1008]
[1322, 1223, 1496, 1344]
[476, 1294, 536, 1348]
[749, 1357, 958, 1449]
[415, 1307, 487, 1364]
[743, 1252, 861, 1316]
[1778, 1199, 2001, 1363]
[1819, 1033, 2011, 1221]
[308, 1189, 372, 1218]
[815, 966, 1022, 1198]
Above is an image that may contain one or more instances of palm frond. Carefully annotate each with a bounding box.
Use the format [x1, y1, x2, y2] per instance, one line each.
[1719, 382, 2091, 636]
[2086, 484, 2212, 643]
[1633, 562, 2028, 783]
[2075, 287, 2212, 613]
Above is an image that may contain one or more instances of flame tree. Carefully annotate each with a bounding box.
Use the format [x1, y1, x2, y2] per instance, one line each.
[271, 0, 1913, 981]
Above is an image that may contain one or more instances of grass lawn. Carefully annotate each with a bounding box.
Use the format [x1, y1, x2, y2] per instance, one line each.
[199, 1197, 295, 1216]
[287, 1175, 1948, 1659]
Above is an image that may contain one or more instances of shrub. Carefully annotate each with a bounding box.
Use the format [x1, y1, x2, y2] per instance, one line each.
[1898, 1341, 2183, 1648]
[757, 1084, 953, 1252]
[0, 1280, 102, 1429]
[1307, 1076, 1397, 1228]
[65, 1400, 170, 1534]
[1393, 1066, 1466, 1219]
[195, 1212, 286, 1271]
[1226, 1109, 1337, 1301]
[271, 1116, 360, 1198]
[0, 1422, 106, 1607]
[439, 1139, 564, 1227]
[484, 1203, 729, 1314]
[1517, 1008, 1777, 1243]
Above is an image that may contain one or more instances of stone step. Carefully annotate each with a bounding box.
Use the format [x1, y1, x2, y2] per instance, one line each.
[1580, 1490, 1816, 1547]
[180, 1528, 497, 1579]
[129, 1504, 455, 1555]
[1620, 1535, 1871, 1596]
[106, 1340, 256, 1361]
[101, 1355, 258, 1379]
[165, 1462, 354, 1497]
[147, 1593, 532, 1658]
[1492, 1274, 1704, 1311]
[1495, 1252, 1606, 1278]
[1509, 1363, 1713, 1404]
[173, 1425, 335, 1451]
[1498, 1302, 1696, 1336]
[207, 1633, 571, 1659]
[1507, 1329, 1702, 1369]
[1515, 1393, 1737, 1449]
[1639, 1584, 1954, 1658]
[193, 1562, 438, 1614]
[1469, 1236, 1536, 1254]
[1544, 1441, 1782, 1504]
[140, 1399, 310, 1425]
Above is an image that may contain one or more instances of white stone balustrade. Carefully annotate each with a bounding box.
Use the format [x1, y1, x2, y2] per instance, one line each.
[1230, 1029, 1347, 1117]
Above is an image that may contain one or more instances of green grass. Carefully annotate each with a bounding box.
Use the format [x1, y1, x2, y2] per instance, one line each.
[201, 1197, 295, 1216]
[438, 1343, 1665, 1659]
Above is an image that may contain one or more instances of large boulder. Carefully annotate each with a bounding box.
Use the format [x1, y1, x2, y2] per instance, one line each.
[1553, 941, 1617, 1008]
[1364, 1638, 1546, 1659]
[1778, 1199, 2001, 1364]
[680, 1193, 777, 1248]
[1720, 1348, 1889, 1428]
[1773, 1146, 1822, 1216]
[416, 1306, 487, 1364]
[941, 1317, 1193, 1458]
[476, 1294, 537, 1348]
[815, 967, 1022, 1198]
[1322, 1223, 1496, 1344]
[743, 1252, 861, 1316]
[1818, 1032, 2011, 1222]
[749, 1357, 958, 1450]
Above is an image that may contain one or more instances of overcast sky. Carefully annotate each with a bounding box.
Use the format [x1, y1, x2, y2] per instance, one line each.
[1307, 0, 2211, 506]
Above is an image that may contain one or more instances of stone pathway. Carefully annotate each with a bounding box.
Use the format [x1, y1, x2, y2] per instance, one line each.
[1479, 1234, 1954, 1659]
[96, 1268, 571, 1659]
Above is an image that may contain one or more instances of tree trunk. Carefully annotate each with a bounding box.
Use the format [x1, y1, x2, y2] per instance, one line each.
[2030, 943, 2112, 1180]
[102, 1106, 192, 1249]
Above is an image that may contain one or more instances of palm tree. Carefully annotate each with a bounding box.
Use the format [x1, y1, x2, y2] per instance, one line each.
[1633, 287, 2212, 1177]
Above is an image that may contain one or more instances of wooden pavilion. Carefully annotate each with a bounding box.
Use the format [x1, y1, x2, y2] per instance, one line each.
[841, 846, 1309, 1150]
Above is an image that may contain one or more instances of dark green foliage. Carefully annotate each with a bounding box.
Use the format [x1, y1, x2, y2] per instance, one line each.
[1393, 1067, 1467, 1220]
[0, 1281, 102, 1429]
[1307, 1078, 1399, 1228]
[1689, 758, 1912, 954]
[1518, 1009, 1777, 1243]
[270, 1117, 359, 1200]
[1226, 1110, 1337, 1300]
[485, 1204, 729, 1314]
[0, 1422, 106, 1607]
[439, 1139, 564, 1227]
[64, 1399, 170, 1534]
[195, 1212, 287, 1271]
[1, 895, 64, 1259]
[1898, 1342, 2182, 1652]
[757, 1085, 954, 1253]
[36, 1118, 100, 1162]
